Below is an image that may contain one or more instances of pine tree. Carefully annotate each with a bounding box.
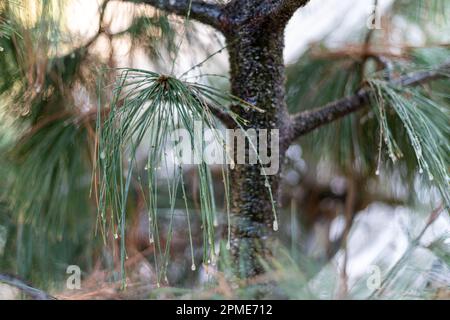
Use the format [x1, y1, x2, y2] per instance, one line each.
[0, 0, 448, 298]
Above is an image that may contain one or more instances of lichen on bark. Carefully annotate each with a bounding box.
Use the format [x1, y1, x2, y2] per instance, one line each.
[223, 4, 292, 277]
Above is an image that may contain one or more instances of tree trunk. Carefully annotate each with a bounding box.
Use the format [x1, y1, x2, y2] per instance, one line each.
[225, 17, 289, 278]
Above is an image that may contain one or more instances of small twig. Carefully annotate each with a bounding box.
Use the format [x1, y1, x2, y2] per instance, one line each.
[207, 104, 236, 128]
[0, 273, 56, 300]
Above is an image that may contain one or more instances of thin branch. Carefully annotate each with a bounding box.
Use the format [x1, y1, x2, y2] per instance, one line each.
[82, 0, 111, 49]
[207, 104, 236, 128]
[0, 273, 56, 300]
[287, 61, 450, 143]
[126, 0, 224, 29]
[191, 94, 236, 128]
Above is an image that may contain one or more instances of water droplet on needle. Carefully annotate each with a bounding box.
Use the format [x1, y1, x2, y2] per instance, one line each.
[273, 220, 278, 231]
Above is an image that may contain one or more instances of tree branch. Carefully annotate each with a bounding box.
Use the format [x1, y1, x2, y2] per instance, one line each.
[263, 0, 311, 22]
[128, 0, 224, 29]
[0, 273, 56, 300]
[191, 94, 236, 128]
[287, 62, 450, 143]
[207, 104, 236, 128]
[223, 0, 310, 29]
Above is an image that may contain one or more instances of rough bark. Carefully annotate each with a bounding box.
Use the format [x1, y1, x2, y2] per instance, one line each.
[222, 1, 294, 278]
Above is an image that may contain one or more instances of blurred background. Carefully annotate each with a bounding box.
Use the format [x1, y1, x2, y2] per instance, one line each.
[0, 0, 449, 299]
